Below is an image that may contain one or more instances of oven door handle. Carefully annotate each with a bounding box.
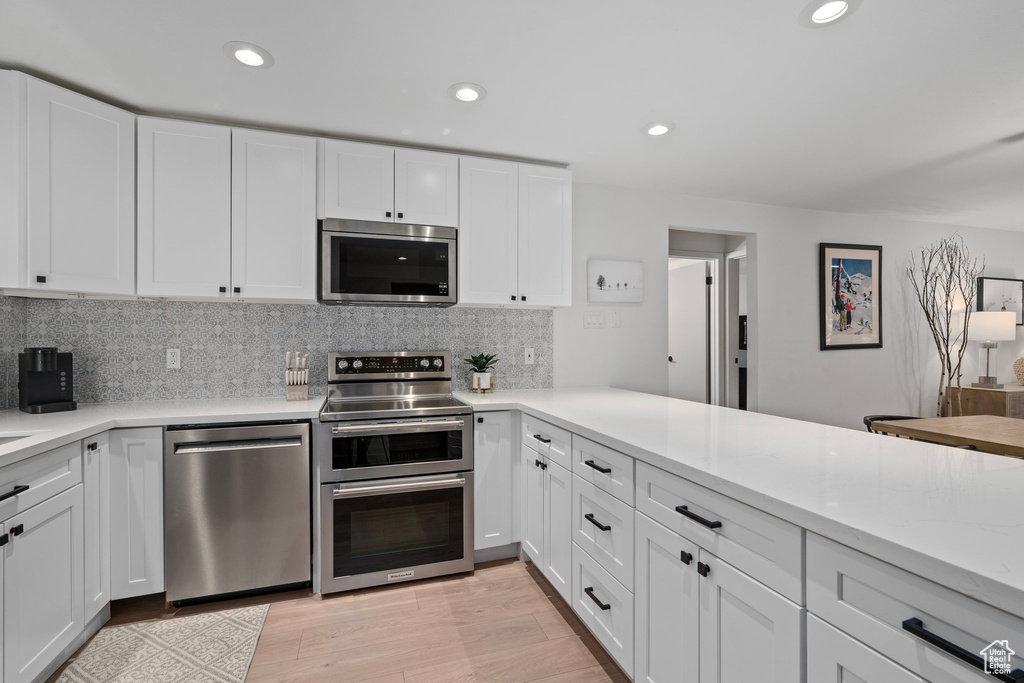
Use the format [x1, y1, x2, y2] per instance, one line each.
[330, 419, 465, 436]
[332, 474, 466, 498]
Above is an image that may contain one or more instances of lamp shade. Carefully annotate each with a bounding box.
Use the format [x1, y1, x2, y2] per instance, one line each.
[968, 311, 1016, 342]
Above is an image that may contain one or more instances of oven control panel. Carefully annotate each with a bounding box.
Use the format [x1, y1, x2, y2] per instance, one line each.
[328, 352, 449, 380]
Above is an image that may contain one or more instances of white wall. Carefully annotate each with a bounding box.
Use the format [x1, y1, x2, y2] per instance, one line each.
[555, 182, 1024, 430]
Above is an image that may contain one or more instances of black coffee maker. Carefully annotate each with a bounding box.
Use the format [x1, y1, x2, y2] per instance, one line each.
[18, 347, 77, 414]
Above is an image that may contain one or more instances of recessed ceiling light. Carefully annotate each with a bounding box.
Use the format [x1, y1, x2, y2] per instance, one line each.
[646, 122, 675, 136]
[811, 1, 849, 23]
[448, 82, 486, 103]
[222, 42, 275, 69]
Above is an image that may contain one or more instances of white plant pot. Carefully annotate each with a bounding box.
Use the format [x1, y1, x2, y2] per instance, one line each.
[471, 372, 493, 392]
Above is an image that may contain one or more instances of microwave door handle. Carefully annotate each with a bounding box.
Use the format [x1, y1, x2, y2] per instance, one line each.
[331, 419, 465, 436]
[333, 475, 466, 498]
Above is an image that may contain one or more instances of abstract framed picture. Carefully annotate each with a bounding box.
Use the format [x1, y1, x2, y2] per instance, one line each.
[977, 276, 1024, 325]
[819, 243, 882, 350]
[587, 260, 644, 303]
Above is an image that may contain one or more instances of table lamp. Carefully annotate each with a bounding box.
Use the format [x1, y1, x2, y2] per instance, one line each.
[968, 310, 1016, 388]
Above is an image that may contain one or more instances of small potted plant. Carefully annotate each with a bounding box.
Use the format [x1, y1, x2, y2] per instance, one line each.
[464, 353, 499, 392]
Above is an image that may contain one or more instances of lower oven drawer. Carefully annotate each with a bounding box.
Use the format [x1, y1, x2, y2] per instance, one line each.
[320, 471, 474, 593]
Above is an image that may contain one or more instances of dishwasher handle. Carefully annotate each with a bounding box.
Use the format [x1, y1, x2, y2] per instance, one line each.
[173, 437, 304, 455]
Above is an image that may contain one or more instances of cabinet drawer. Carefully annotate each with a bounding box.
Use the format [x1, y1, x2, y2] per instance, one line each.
[808, 533, 1024, 683]
[635, 461, 802, 603]
[0, 440, 83, 522]
[808, 615, 927, 683]
[572, 475, 634, 590]
[522, 414, 571, 471]
[572, 435, 634, 506]
[572, 542, 634, 678]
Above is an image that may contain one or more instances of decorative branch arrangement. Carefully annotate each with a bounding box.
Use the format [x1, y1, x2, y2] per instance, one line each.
[906, 234, 984, 416]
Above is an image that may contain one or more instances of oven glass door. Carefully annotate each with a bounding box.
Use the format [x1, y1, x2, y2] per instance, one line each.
[326, 233, 453, 302]
[324, 417, 470, 478]
[329, 475, 466, 578]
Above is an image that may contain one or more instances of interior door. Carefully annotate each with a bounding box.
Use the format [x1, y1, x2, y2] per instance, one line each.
[669, 259, 709, 402]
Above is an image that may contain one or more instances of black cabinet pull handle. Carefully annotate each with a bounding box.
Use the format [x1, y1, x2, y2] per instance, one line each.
[521, 296, 526, 301]
[902, 618, 1024, 682]
[533, 434, 551, 444]
[510, 295, 516, 301]
[397, 212, 403, 219]
[697, 561, 710, 577]
[585, 513, 612, 532]
[584, 460, 612, 474]
[219, 286, 227, 293]
[676, 505, 722, 529]
[477, 417, 483, 424]
[10, 524, 24, 537]
[87, 442, 98, 451]
[233, 287, 241, 294]
[584, 586, 611, 611]
[36, 275, 46, 283]
[386, 211, 392, 218]
[0, 484, 29, 503]
[0, 533, 7, 547]
[535, 459, 547, 470]
[680, 550, 692, 565]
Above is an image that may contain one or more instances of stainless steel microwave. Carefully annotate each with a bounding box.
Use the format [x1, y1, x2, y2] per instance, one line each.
[319, 218, 457, 306]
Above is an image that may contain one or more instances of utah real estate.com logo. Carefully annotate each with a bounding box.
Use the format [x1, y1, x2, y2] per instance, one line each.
[981, 639, 1015, 677]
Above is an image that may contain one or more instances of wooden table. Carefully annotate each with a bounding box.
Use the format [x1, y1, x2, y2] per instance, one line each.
[873, 415, 1024, 458]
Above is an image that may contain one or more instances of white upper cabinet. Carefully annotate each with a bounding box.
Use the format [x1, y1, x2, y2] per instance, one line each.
[518, 164, 572, 307]
[137, 117, 231, 298]
[318, 140, 458, 227]
[318, 139, 395, 222]
[27, 77, 135, 295]
[394, 148, 458, 227]
[231, 128, 317, 301]
[0, 70, 24, 289]
[459, 157, 519, 305]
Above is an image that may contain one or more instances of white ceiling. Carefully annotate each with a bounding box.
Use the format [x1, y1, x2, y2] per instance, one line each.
[3, 1, 1023, 231]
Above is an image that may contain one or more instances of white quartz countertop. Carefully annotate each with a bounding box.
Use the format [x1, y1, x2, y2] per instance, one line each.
[0, 397, 324, 468]
[455, 387, 1024, 619]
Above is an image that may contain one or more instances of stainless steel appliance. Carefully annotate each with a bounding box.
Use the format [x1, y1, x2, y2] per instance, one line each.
[164, 422, 311, 604]
[320, 218, 457, 306]
[18, 347, 76, 414]
[315, 351, 473, 594]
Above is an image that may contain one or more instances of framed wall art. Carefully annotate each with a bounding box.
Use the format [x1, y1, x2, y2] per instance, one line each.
[977, 276, 1024, 325]
[819, 243, 882, 350]
[587, 260, 644, 303]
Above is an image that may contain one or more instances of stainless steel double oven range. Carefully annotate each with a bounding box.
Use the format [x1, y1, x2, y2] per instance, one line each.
[315, 351, 474, 594]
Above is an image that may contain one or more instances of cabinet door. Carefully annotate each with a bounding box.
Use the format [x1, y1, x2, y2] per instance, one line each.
[698, 551, 803, 683]
[543, 460, 572, 603]
[517, 164, 571, 307]
[137, 117, 231, 298]
[635, 511, 699, 683]
[0, 70, 24, 289]
[521, 446, 545, 563]
[474, 411, 513, 550]
[3, 484, 84, 683]
[231, 128, 317, 301]
[458, 157, 518, 305]
[82, 433, 109, 623]
[319, 139, 394, 222]
[395, 148, 458, 227]
[27, 77, 135, 295]
[808, 615, 927, 683]
[109, 428, 164, 599]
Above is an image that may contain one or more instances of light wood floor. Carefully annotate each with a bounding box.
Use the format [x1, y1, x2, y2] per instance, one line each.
[50, 559, 627, 683]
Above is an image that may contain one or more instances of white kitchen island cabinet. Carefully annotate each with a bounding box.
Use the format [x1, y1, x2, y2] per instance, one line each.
[109, 428, 164, 599]
[82, 433, 110, 623]
[521, 432, 572, 604]
[473, 411, 514, 551]
[26, 77, 135, 296]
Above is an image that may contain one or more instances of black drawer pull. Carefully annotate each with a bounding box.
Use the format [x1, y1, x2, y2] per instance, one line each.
[0, 533, 7, 547]
[680, 550, 692, 565]
[697, 561, 710, 577]
[10, 524, 24, 537]
[675, 505, 722, 529]
[0, 484, 29, 503]
[902, 618, 1024, 682]
[533, 434, 551, 444]
[585, 513, 611, 532]
[584, 460, 612, 474]
[584, 586, 611, 611]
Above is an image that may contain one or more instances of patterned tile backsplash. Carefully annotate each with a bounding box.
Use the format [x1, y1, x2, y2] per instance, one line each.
[4, 297, 553, 406]
[1, 297, 28, 410]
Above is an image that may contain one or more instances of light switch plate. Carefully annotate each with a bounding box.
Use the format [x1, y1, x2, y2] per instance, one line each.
[609, 310, 621, 328]
[584, 311, 605, 329]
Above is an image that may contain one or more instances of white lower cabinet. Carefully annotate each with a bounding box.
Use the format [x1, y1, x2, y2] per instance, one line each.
[82, 433, 110, 622]
[572, 542, 634, 678]
[808, 615, 926, 682]
[520, 443, 572, 604]
[109, 428, 164, 599]
[474, 411, 513, 550]
[3, 484, 84, 683]
[572, 474, 634, 590]
[521, 444, 545, 561]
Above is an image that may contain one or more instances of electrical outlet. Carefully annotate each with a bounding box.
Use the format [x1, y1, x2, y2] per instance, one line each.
[524, 347, 535, 365]
[609, 310, 621, 328]
[166, 348, 181, 369]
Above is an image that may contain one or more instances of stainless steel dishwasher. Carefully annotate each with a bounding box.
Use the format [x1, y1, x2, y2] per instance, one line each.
[164, 422, 311, 604]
